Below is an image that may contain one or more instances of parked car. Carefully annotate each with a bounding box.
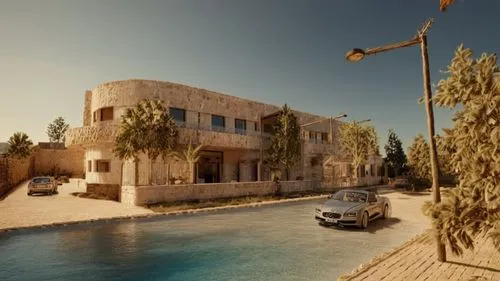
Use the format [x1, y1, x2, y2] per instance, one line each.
[27, 176, 58, 196]
[392, 177, 410, 188]
[315, 189, 391, 229]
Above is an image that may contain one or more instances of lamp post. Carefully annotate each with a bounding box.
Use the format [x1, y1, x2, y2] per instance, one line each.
[345, 18, 446, 262]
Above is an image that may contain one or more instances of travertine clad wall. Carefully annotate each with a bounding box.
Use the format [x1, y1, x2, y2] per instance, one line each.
[83, 90, 92, 127]
[32, 146, 85, 178]
[89, 79, 327, 126]
[121, 180, 322, 205]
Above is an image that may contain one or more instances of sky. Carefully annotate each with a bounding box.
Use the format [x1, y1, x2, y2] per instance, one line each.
[1, 0, 499, 154]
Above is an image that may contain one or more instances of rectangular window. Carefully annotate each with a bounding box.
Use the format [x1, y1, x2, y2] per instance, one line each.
[254, 122, 259, 131]
[309, 131, 315, 139]
[169, 107, 186, 125]
[235, 119, 246, 134]
[263, 124, 273, 134]
[321, 132, 328, 142]
[211, 115, 225, 131]
[93, 111, 97, 123]
[100, 107, 114, 121]
[87, 160, 92, 172]
[96, 160, 111, 173]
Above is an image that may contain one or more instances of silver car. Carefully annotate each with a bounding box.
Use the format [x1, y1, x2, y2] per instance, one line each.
[315, 189, 391, 229]
[27, 177, 58, 196]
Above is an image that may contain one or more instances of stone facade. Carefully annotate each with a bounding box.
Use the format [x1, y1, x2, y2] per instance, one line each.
[32, 146, 85, 178]
[0, 156, 33, 197]
[121, 180, 322, 206]
[65, 79, 384, 201]
[87, 183, 120, 201]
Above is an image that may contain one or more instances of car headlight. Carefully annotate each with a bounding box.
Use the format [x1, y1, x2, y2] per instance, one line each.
[344, 211, 358, 217]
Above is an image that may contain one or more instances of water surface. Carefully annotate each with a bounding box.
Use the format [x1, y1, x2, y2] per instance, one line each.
[0, 200, 427, 281]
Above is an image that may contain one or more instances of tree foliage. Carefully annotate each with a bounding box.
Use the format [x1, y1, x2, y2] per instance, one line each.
[268, 104, 301, 180]
[423, 45, 500, 255]
[177, 142, 203, 184]
[46, 117, 69, 143]
[7, 132, 33, 159]
[339, 121, 378, 177]
[407, 134, 431, 186]
[384, 129, 408, 176]
[114, 99, 178, 162]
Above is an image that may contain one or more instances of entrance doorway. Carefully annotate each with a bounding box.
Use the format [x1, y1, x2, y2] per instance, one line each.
[196, 151, 223, 183]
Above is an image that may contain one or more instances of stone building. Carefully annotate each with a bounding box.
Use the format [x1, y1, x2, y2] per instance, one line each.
[65, 79, 383, 199]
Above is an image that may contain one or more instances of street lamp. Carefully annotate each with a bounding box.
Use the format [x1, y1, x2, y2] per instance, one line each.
[345, 18, 446, 262]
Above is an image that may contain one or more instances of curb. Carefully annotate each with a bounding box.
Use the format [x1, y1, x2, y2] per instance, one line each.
[337, 230, 432, 281]
[0, 194, 329, 233]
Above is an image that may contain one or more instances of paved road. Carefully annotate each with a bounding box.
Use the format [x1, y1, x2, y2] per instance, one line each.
[0, 179, 152, 230]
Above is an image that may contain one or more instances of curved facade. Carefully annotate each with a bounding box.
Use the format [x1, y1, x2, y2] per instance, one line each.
[67, 79, 383, 198]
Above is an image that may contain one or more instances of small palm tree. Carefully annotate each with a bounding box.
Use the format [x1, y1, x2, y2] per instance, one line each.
[179, 142, 203, 184]
[162, 150, 180, 185]
[7, 132, 33, 158]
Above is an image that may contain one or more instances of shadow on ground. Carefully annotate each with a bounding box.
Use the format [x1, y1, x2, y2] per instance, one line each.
[320, 217, 402, 234]
[446, 261, 500, 273]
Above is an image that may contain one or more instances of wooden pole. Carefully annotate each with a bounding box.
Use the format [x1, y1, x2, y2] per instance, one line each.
[420, 34, 446, 262]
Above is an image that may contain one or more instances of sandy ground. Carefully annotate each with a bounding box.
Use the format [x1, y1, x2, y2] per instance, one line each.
[0, 179, 153, 230]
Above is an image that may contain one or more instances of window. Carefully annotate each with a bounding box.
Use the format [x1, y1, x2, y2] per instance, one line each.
[309, 131, 316, 139]
[235, 119, 246, 134]
[211, 115, 225, 131]
[96, 160, 110, 173]
[87, 160, 92, 172]
[93, 111, 97, 123]
[321, 132, 329, 142]
[263, 124, 273, 134]
[254, 122, 259, 131]
[169, 107, 186, 125]
[100, 107, 114, 121]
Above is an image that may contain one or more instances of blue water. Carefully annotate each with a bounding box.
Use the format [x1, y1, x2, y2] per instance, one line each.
[0, 200, 427, 281]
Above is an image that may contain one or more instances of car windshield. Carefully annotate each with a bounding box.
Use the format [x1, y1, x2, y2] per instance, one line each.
[32, 177, 51, 184]
[331, 191, 367, 203]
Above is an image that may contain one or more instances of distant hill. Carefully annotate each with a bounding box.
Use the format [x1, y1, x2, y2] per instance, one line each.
[0, 142, 9, 154]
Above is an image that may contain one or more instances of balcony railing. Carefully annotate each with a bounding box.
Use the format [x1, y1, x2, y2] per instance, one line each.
[308, 138, 330, 144]
[175, 121, 266, 137]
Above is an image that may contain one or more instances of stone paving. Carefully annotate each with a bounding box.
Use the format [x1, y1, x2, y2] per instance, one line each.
[339, 228, 500, 281]
[0, 179, 153, 230]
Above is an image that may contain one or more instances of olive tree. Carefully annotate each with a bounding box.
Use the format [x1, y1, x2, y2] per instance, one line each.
[114, 98, 178, 184]
[339, 121, 378, 178]
[423, 45, 500, 255]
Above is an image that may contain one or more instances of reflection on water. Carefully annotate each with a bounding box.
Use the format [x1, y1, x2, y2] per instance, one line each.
[0, 200, 428, 281]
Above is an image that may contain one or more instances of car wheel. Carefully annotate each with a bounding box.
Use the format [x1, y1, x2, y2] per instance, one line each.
[382, 205, 390, 219]
[360, 212, 369, 229]
[27, 192, 32, 196]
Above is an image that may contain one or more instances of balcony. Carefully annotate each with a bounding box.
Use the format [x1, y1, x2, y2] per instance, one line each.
[66, 121, 269, 150]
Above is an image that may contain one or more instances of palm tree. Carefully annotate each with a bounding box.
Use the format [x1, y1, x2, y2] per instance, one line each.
[179, 142, 203, 184]
[7, 132, 33, 158]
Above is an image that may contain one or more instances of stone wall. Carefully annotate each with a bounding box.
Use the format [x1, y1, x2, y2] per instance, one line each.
[86, 183, 121, 201]
[0, 156, 32, 198]
[83, 90, 92, 126]
[32, 146, 85, 178]
[89, 79, 327, 126]
[121, 180, 322, 206]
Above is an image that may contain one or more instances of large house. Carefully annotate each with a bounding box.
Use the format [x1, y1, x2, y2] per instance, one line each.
[65, 79, 384, 201]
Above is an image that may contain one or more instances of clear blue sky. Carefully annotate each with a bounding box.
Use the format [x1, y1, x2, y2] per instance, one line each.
[1, 0, 499, 153]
